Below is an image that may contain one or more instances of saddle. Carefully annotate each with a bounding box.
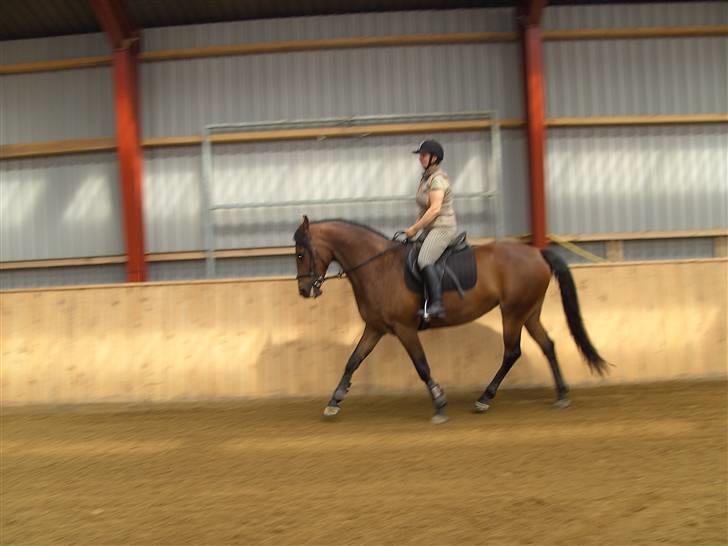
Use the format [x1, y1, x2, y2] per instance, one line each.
[404, 232, 478, 298]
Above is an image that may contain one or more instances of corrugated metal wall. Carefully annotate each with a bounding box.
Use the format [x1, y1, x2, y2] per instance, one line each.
[147, 256, 295, 281]
[141, 43, 522, 138]
[547, 125, 728, 234]
[543, 2, 727, 237]
[545, 37, 726, 117]
[0, 32, 108, 64]
[139, 10, 527, 258]
[146, 131, 499, 253]
[0, 32, 114, 144]
[623, 238, 716, 261]
[0, 31, 118, 287]
[1, 4, 725, 289]
[543, 2, 727, 29]
[0, 153, 123, 261]
[143, 126, 528, 261]
[2, 9, 524, 275]
[1, 67, 114, 142]
[139, 8, 525, 258]
[0, 264, 125, 290]
[141, 8, 515, 51]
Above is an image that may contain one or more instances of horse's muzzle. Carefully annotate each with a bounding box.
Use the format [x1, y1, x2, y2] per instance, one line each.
[299, 285, 322, 298]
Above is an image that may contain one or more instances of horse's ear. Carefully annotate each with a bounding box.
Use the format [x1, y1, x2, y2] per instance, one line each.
[302, 215, 310, 231]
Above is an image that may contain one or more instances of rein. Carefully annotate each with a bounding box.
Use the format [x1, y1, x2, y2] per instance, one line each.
[296, 238, 404, 295]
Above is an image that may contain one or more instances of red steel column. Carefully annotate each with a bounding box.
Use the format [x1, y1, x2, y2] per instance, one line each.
[92, 0, 146, 281]
[520, 1, 548, 249]
[113, 43, 146, 281]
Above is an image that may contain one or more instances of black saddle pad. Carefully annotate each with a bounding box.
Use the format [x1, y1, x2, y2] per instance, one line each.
[404, 233, 478, 294]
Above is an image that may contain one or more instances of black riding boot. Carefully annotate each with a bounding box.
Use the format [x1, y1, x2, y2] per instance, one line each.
[422, 265, 446, 318]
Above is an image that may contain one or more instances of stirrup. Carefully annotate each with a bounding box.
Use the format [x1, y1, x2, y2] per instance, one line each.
[418, 300, 444, 321]
[418, 300, 431, 321]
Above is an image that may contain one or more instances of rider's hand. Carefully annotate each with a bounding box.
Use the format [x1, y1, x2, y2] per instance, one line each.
[404, 227, 417, 239]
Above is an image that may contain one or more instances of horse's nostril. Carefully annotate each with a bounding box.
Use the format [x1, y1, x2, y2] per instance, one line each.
[299, 288, 309, 297]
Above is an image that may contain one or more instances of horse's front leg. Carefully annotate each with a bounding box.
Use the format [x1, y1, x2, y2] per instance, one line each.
[394, 325, 448, 424]
[324, 325, 383, 417]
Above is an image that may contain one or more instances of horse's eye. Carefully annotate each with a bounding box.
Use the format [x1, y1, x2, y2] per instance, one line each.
[297, 254, 304, 260]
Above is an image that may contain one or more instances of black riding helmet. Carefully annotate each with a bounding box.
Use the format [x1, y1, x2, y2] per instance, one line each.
[412, 139, 444, 164]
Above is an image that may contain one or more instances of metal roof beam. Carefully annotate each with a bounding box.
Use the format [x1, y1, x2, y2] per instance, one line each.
[519, 0, 546, 26]
[90, 0, 138, 50]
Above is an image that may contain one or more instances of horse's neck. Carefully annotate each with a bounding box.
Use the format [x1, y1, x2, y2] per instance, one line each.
[315, 223, 389, 271]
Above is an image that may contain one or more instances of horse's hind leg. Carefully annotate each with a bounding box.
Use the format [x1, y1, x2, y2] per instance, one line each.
[394, 325, 448, 424]
[324, 324, 382, 417]
[475, 312, 524, 412]
[525, 312, 571, 408]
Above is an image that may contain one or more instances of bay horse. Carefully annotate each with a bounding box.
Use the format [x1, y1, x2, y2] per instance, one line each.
[294, 216, 608, 423]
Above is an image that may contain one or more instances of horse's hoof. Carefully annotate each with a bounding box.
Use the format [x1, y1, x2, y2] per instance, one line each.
[474, 400, 490, 413]
[323, 405, 341, 417]
[431, 413, 449, 425]
[553, 398, 571, 409]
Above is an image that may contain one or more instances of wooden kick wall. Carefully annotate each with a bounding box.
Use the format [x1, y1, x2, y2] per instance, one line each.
[1, 259, 726, 405]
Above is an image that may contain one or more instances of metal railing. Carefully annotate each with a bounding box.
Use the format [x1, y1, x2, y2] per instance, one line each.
[200, 111, 504, 277]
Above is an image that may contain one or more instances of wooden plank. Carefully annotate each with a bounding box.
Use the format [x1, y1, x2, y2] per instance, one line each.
[4, 115, 725, 160]
[548, 234, 607, 263]
[0, 120, 518, 159]
[0, 138, 116, 160]
[139, 32, 517, 63]
[144, 119, 525, 148]
[213, 247, 293, 259]
[0, 56, 112, 75]
[4, 25, 725, 76]
[543, 25, 728, 41]
[4, 114, 724, 160]
[0, 255, 127, 271]
[2, 258, 725, 296]
[210, 120, 497, 144]
[3, 231, 724, 272]
[3, 26, 725, 76]
[142, 135, 202, 148]
[499, 119, 525, 129]
[1, 260, 725, 404]
[145, 251, 207, 262]
[146, 247, 295, 262]
[559, 229, 728, 242]
[548, 114, 728, 127]
[0, 249, 295, 269]
[569, 257, 727, 269]
[143, 121, 498, 149]
[0, 238, 502, 273]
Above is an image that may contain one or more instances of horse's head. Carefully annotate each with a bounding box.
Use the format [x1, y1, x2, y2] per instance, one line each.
[293, 215, 333, 298]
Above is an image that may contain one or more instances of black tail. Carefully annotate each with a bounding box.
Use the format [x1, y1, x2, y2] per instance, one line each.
[541, 249, 609, 376]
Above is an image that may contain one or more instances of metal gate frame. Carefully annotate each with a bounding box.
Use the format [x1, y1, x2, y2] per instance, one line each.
[200, 111, 504, 277]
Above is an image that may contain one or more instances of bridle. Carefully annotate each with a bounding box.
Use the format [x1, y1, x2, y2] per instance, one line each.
[295, 241, 327, 297]
[295, 235, 404, 297]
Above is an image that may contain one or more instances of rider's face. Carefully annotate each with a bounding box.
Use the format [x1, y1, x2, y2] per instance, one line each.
[419, 152, 432, 169]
